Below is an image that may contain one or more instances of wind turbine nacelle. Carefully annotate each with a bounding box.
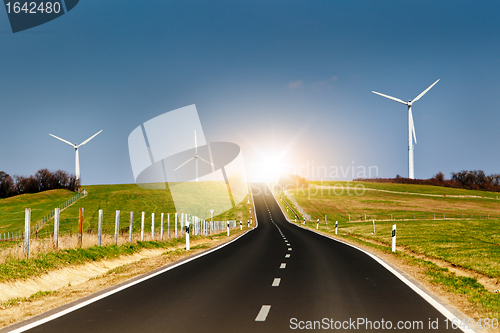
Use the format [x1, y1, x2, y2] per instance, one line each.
[407, 101, 413, 106]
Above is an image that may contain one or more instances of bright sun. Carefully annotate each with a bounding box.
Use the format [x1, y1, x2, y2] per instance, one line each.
[253, 156, 285, 183]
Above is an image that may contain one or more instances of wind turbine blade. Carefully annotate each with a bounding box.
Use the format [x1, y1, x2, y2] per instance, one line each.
[174, 157, 194, 171]
[412, 79, 439, 103]
[49, 134, 75, 147]
[79, 130, 102, 147]
[198, 156, 218, 169]
[372, 91, 407, 105]
[410, 109, 417, 144]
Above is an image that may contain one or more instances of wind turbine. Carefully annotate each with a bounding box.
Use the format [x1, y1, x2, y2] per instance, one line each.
[174, 130, 216, 181]
[372, 79, 439, 179]
[49, 130, 102, 181]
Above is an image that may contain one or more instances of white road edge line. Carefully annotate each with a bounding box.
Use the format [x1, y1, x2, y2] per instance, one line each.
[266, 183, 475, 333]
[255, 305, 271, 321]
[272, 278, 281, 287]
[9, 186, 262, 333]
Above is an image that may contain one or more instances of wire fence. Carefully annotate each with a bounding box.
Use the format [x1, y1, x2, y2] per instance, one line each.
[282, 190, 311, 220]
[346, 212, 500, 222]
[1, 208, 241, 243]
[0, 190, 86, 241]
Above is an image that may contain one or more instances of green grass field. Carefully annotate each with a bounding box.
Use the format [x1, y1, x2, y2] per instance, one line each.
[280, 181, 500, 318]
[0, 184, 252, 238]
[283, 181, 500, 277]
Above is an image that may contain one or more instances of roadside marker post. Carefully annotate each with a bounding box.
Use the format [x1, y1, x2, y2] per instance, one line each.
[151, 213, 155, 240]
[240, 221, 242, 230]
[186, 215, 190, 250]
[167, 213, 170, 239]
[24, 208, 30, 257]
[78, 208, 83, 248]
[227, 221, 230, 236]
[175, 213, 178, 238]
[325, 215, 327, 226]
[372, 220, 375, 234]
[98, 209, 103, 246]
[115, 210, 120, 245]
[141, 212, 145, 241]
[160, 213, 164, 240]
[316, 219, 319, 229]
[54, 208, 60, 249]
[335, 221, 338, 235]
[392, 224, 396, 252]
[129, 212, 133, 242]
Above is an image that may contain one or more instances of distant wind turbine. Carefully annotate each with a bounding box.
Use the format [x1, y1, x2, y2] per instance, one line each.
[174, 130, 216, 181]
[372, 79, 439, 179]
[49, 130, 102, 181]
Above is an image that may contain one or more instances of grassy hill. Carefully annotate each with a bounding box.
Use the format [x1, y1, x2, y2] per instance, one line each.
[0, 190, 78, 236]
[1, 184, 252, 238]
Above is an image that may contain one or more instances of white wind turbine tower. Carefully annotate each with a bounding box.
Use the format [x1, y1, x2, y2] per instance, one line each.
[372, 79, 439, 179]
[49, 130, 102, 181]
[174, 130, 216, 181]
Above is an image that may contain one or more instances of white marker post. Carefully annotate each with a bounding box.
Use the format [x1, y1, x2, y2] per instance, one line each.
[151, 213, 155, 240]
[141, 211, 145, 241]
[240, 220, 242, 230]
[54, 208, 60, 249]
[160, 213, 164, 240]
[98, 209, 103, 246]
[325, 215, 327, 226]
[186, 215, 190, 250]
[24, 208, 30, 257]
[372, 220, 375, 234]
[335, 221, 338, 235]
[392, 224, 396, 252]
[316, 219, 319, 229]
[227, 221, 230, 236]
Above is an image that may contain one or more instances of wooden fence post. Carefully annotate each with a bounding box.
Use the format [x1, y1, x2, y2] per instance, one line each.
[115, 210, 120, 245]
[78, 207, 83, 247]
[129, 211, 133, 242]
[24, 208, 30, 258]
[54, 208, 60, 249]
[161, 213, 164, 240]
[98, 209, 103, 246]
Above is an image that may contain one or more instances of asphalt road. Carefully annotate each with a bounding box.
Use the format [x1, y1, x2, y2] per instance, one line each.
[12, 183, 462, 332]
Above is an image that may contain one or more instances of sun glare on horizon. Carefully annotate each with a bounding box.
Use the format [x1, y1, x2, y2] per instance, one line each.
[252, 156, 286, 183]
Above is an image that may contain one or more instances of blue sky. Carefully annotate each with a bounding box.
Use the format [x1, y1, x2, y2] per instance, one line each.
[1, 1, 499, 184]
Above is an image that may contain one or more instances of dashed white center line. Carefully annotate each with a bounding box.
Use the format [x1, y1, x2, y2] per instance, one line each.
[288, 248, 292, 251]
[255, 305, 271, 321]
[272, 278, 281, 286]
[280, 263, 286, 269]
[285, 254, 290, 258]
